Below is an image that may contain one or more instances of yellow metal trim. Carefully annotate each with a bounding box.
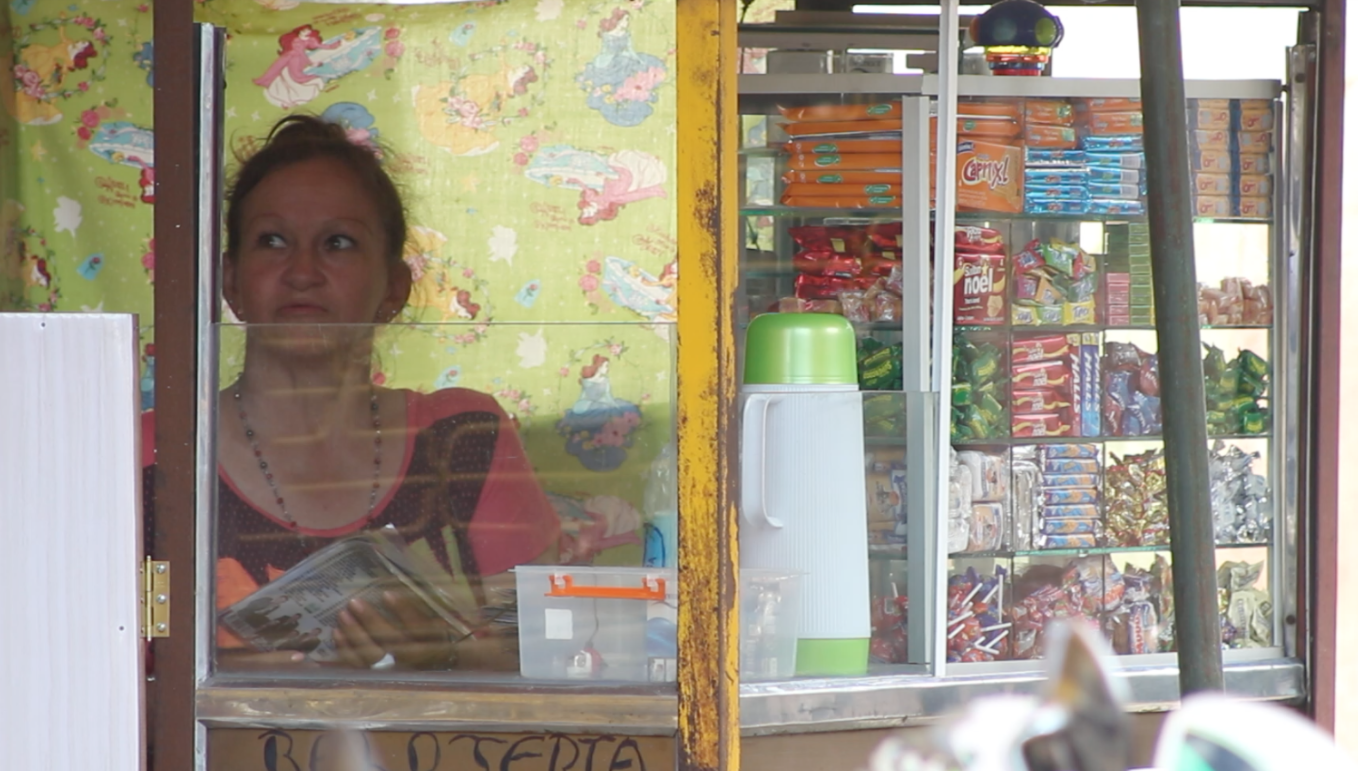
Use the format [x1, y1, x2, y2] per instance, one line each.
[675, 0, 740, 770]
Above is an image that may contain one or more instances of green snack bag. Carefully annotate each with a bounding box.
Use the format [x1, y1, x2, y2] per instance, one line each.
[977, 392, 1005, 426]
[963, 405, 988, 437]
[1238, 349, 1269, 379]
[953, 382, 973, 407]
[970, 350, 1000, 382]
[1203, 344, 1227, 379]
[1241, 407, 1269, 435]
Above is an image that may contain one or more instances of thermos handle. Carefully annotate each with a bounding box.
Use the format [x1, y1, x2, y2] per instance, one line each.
[741, 394, 784, 529]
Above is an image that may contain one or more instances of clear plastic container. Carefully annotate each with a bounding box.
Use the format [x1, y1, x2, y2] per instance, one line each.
[515, 566, 801, 682]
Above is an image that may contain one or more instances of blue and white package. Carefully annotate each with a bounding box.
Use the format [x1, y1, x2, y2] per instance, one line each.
[1081, 134, 1143, 152]
[1026, 149, 1087, 165]
[1088, 166, 1141, 185]
[1025, 198, 1090, 215]
[1087, 183, 1142, 200]
[1025, 185, 1090, 201]
[1025, 168, 1089, 186]
[1088, 198, 1145, 216]
[1086, 151, 1145, 169]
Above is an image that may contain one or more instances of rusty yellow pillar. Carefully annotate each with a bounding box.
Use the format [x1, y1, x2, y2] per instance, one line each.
[675, 0, 740, 770]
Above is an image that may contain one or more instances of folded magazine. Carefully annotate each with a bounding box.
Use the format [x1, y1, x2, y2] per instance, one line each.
[218, 526, 476, 662]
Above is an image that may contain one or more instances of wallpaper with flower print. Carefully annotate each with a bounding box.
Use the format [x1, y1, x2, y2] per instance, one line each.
[4, 0, 678, 566]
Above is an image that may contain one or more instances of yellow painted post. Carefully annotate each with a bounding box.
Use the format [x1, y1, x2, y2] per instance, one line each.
[675, 0, 740, 770]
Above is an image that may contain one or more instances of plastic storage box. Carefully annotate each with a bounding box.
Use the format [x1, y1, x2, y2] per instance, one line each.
[515, 566, 801, 682]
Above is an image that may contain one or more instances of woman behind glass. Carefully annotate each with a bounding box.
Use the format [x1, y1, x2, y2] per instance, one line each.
[142, 115, 559, 672]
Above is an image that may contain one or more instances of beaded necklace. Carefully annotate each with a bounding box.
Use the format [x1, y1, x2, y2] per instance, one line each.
[232, 386, 383, 531]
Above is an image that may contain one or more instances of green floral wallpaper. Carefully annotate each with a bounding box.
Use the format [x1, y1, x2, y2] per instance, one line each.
[4, 0, 679, 566]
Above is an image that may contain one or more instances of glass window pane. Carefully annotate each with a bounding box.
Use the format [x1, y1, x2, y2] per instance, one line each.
[203, 321, 675, 680]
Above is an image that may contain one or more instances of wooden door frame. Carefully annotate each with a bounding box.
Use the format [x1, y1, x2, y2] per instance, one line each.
[147, 1, 744, 769]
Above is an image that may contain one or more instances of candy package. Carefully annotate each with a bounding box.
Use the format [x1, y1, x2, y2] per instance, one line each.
[1218, 561, 1273, 648]
[1082, 134, 1143, 152]
[782, 169, 903, 186]
[1209, 440, 1271, 544]
[1024, 99, 1075, 126]
[956, 450, 1008, 503]
[1040, 518, 1101, 536]
[1105, 450, 1169, 547]
[1037, 533, 1098, 549]
[1011, 453, 1042, 551]
[782, 119, 903, 138]
[968, 503, 1006, 552]
[946, 566, 1011, 662]
[1012, 412, 1074, 438]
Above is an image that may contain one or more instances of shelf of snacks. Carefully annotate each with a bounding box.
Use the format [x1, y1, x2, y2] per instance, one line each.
[741, 85, 1285, 672]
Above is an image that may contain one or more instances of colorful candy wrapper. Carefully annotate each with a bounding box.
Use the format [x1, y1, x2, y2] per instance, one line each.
[1026, 149, 1085, 165]
[1045, 458, 1100, 475]
[1043, 473, 1099, 489]
[1082, 134, 1143, 151]
[1040, 518, 1101, 536]
[1025, 168, 1089, 186]
[1043, 443, 1101, 459]
[1045, 488, 1099, 506]
[1042, 504, 1100, 521]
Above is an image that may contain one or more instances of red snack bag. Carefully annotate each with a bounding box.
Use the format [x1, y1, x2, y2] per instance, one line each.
[955, 225, 1006, 254]
[866, 221, 904, 250]
[788, 226, 866, 254]
[863, 252, 902, 277]
[1012, 412, 1075, 438]
[1012, 360, 1072, 390]
[794, 274, 875, 301]
[953, 252, 1007, 325]
[777, 297, 843, 314]
[793, 251, 862, 277]
[1013, 389, 1072, 413]
[1012, 335, 1075, 363]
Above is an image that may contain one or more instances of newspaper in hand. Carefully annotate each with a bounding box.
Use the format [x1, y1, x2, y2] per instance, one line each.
[218, 526, 476, 663]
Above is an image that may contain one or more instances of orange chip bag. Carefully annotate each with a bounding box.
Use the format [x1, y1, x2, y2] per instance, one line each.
[931, 116, 1022, 140]
[958, 100, 1022, 121]
[779, 102, 901, 122]
[1024, 100, 1075, 126]
[782, 119, 902, 137]
[782, 169, 903, 185]
[1074, 97, 1141, 114]
[784, 182, 903, 198]
[1081, 111, 1144, 136]
[780, 194, 902, 209]
[783, 139, 902, 155]
[1024, 124, 1079, 149]
[785, 153, 902, 172]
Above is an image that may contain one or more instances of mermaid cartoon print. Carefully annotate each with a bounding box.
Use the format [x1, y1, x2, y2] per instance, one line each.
[253, 25, 383, 109]
[577, 8, 667, 128]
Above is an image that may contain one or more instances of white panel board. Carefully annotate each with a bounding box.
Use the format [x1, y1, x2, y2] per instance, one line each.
[0, 313, 144, 771]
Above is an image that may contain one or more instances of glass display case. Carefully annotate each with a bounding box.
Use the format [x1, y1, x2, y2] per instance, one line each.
[737, 56, 1294, 677]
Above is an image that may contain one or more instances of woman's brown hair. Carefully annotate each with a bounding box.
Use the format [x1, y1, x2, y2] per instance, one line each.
[224, 114, 408, 268]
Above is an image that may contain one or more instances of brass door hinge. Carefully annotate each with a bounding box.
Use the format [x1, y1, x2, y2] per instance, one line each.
[143, 557, 170, 640]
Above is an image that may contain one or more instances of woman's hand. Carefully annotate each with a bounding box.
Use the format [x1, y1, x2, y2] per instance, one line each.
[332, 591, 459, 671]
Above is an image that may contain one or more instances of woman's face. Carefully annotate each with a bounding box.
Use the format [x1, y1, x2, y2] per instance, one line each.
[225, 156, 409, 330]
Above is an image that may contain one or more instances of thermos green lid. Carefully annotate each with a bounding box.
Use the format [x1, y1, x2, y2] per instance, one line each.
[743, 313, 859, 386]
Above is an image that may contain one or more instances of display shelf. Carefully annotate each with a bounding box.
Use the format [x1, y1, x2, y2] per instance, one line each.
[740, 205, 1273, 227]
[736, 73, 1282, 101]
[950, 432, 1271, 446]
[947, 541, 1273, 560]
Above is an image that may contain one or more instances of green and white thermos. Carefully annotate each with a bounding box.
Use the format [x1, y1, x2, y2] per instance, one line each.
[740, 313, 870, 676]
